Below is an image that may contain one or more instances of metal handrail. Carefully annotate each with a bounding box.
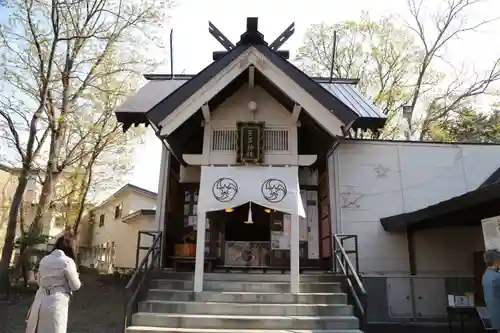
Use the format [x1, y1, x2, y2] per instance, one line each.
[332, 234, 367, 331]
[135, 230, 162, 269]
[123, 231, 162, 330]
[337, 234, 360, 274]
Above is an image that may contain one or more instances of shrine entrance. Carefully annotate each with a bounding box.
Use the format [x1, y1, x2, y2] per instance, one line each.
[224, 203, 270, 242]
[207, 202, 294, 269]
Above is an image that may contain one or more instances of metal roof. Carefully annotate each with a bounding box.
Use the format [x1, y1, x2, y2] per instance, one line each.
[319, 83, 386, 119]
[115, 77, 386, 126]
[115, 79, 186, 116]
[479, 165, 500, 188]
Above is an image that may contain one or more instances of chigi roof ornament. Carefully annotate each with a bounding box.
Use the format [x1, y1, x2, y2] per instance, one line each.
[209, 17, 294, 60]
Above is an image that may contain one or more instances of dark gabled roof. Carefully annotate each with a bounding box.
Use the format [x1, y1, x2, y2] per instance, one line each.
[129, 18, 387, 135]
[145, 42, 368, 132]
[480, 165, 500, 188]
[120, 74, 386, 133]
[252, 44, 360, 126]
[146, 44, 250, 126]
[380, 182, 500, 232]
[381, 165, 500, 232]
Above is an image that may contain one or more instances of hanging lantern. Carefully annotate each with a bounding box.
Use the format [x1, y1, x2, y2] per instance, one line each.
[244, 202, 254, 224]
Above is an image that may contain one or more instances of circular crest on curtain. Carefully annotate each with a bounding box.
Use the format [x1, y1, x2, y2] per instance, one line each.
[212, 178, 238, 202]
[261, 179, 287, 203]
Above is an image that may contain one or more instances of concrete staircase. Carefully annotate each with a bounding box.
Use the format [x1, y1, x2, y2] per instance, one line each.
[125, 272, 363, 333]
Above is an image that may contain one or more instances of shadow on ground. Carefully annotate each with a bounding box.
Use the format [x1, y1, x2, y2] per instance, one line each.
[0, 271, 126, 333]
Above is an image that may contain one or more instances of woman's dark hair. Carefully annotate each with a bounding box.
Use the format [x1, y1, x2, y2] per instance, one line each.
[52, 232, 77, 261]
[484, 249, 500, 267]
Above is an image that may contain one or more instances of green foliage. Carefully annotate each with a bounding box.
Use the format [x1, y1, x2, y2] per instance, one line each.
[295, 13, 422, 136]
[295, 1, 500, 141]
[15, 231, 49, 247]
[428, 108, 500, 143]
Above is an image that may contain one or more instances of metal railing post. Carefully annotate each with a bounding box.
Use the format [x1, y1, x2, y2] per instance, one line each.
[135, 232, 141, 269]
[124, 231, 162, 332]
[331, 234, 367, 331]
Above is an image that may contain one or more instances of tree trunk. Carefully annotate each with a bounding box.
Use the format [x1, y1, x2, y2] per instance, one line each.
[18, 200, 29, 288]
[73, 159, 94, 235]
[31, 121, 64, 235]
[31, 170, 60, 235]
[0, 169, 29, 292]
[19, 242, 28, 288]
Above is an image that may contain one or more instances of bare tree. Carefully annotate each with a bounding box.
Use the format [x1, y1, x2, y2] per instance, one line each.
[405, 0, 500, 139]
[295, 1, 500, 140]
[0, 1, 55, 291]
[0, 0, 171, 291]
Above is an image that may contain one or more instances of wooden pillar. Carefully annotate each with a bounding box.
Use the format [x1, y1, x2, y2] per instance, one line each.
[157, 145, 171, 268]
[290, 213, 300, 294]
[194, 208, 207, 292]
[407, 228, 416, 275]
[155, 145, 168, 231]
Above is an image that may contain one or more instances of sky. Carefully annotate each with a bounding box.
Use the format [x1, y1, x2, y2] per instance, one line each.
[1, 0, 500, 195]
[130, 0, 500, 193]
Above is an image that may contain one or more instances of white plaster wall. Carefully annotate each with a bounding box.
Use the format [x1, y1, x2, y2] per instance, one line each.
[129, 192, 156, 213]
[91, 194, 127, 248]
[180, 166, 201, 183]
[336, 140, 500, 276]
[209, 84, 292, 126]
[90, 188, 157, 269]
[204, 84, 298, 166]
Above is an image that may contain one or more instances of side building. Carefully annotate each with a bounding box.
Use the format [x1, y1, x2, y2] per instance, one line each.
[78, 184, 158, 273]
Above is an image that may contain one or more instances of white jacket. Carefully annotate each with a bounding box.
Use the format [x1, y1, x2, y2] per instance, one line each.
[26, 249, 82, 333]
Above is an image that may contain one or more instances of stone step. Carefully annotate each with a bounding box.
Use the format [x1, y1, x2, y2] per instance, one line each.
[127, 327, 363, 333]
[146, 289, 347, 304]
[149, 279, 343, 293]
[151, 272, 340, 283]
[138, 300, 353, 316]
[131, 313, 359, 330]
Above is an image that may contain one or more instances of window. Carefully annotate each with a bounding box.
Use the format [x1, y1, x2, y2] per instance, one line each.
[54, 216, 64, 228]
[183, 189, 199, 227]
[114, 204, 122, 219]
[99, 214, 105, 227]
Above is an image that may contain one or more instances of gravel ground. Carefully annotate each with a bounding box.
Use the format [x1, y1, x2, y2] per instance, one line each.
[0, 272, 126, 333]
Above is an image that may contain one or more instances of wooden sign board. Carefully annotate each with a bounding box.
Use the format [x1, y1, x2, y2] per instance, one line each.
[236, 122, 264, 164]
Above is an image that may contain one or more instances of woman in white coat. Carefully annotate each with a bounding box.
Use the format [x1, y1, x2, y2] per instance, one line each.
[26, 232, 82, 333]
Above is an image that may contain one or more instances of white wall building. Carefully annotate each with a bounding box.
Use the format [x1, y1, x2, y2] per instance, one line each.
[113, 18, 500, 323]
[78, 184, 158, 272]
